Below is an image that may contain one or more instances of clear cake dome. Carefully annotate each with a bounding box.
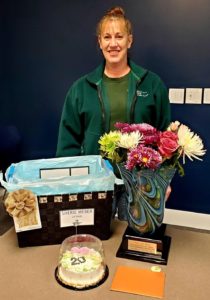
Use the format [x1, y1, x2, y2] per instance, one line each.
[59, 234, 105, 263]
[56, 234, 108, 290]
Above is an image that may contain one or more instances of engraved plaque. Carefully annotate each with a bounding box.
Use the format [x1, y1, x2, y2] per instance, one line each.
[128, 239, 157, 254]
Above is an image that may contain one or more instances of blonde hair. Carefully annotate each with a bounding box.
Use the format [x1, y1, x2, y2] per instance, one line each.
[96, 6, 133, 36]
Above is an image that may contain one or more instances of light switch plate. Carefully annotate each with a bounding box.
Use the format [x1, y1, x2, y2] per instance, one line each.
[185, 88, 202, 104]
[169, 88, 185, 104]
[203, 88, 210, 104]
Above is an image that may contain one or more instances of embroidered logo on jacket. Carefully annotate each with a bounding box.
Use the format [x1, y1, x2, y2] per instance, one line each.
[136, 90, 149, 97]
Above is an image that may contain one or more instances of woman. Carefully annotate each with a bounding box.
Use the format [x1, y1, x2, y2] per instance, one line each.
[56, 7, 171, 218]
[56, 6, 171, 158]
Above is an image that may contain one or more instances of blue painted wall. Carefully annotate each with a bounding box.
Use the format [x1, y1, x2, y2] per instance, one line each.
[1, 0, 210, 213]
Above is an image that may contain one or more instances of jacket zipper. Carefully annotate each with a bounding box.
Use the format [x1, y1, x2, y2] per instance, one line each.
[130, 79, 141, 123]
[97, 86, 106, 132]
[97, 78, 141, 129]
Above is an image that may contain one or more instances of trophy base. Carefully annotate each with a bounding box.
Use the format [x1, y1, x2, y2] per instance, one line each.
[116, 224, 171, 265]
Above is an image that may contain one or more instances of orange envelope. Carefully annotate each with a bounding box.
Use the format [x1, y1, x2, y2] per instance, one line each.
[111, 265, 165, 298]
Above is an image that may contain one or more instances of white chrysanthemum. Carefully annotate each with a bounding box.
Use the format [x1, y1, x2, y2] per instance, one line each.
[178, 124, 206, 163]
[167, 120, 180, 132]
[117, 131, 143, 149]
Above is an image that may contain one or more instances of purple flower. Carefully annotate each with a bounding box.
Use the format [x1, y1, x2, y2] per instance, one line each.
[99, 121, 206, 176]
[126, 145, 162, 171]
[115, 122, 160, 145]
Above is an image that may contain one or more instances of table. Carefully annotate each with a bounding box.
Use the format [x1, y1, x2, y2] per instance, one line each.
[0, 219, 210, 300]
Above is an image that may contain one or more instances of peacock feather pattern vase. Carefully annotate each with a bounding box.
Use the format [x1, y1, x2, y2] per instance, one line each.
[117, 164, 176, 236]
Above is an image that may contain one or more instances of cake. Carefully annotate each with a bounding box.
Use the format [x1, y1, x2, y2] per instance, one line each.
[57, 246, 105, 288]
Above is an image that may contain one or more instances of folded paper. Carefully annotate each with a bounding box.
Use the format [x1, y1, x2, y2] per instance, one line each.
[111, 265, 165, 298]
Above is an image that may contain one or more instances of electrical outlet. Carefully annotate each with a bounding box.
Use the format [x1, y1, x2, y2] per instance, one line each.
[185, 88, 202, 104]
[203, 88, 210, 104]
[169, 88, 185, 104]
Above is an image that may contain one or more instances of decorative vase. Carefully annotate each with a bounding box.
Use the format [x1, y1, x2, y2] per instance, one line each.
[117, 164, 176, 236]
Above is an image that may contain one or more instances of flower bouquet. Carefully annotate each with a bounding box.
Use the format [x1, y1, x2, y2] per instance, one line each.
[99, 121, 206, 235]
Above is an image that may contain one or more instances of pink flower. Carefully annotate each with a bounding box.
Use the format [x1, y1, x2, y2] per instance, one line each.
[158, 131, 179, 158]
[99, 121, 206, 175]
[115, 122, 159, 145]
[126, 145, 162, 170]
[71, 247, 90, 254]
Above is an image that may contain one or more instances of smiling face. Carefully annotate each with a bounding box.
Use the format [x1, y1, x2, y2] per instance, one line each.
[98, 18, 133, 67]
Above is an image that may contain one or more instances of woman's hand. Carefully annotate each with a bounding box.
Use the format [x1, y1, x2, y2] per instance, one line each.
[165, 186, 172, 201]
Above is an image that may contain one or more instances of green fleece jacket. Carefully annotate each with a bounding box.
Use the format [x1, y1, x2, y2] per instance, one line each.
[56, 60, 171, 157]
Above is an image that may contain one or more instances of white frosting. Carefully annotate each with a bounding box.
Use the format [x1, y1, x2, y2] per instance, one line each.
[58, 266, 105, 288]
[58, 247, 105, 288]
